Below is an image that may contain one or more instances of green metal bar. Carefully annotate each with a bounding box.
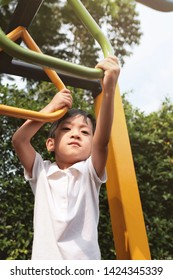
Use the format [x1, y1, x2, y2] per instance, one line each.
[0, 28, 103, 79]
[67, 0, 114, 57]
[0, 0, 113, 79]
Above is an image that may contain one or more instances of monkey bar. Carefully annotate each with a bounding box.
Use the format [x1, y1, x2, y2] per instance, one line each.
[0, 0, 151, 259]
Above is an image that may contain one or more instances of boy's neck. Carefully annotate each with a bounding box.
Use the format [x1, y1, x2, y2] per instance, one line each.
[55, 159, 77, 170]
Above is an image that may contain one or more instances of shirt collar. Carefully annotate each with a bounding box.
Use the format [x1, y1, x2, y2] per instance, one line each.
[47, 158, 88, 177]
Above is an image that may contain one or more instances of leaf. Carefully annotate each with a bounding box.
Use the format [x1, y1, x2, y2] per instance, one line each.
[0, 0, 13, 6]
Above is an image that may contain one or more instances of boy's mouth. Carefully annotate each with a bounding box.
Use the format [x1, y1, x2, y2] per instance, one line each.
[69, 141, 81, 147]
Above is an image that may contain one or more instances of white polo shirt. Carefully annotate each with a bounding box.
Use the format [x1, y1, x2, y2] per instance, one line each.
[25, 152, 106, 260]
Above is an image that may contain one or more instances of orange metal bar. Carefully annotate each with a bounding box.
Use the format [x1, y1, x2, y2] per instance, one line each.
[0, 26, 67, 122]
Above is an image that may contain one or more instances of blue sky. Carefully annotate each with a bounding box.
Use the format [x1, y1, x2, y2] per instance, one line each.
[119, 2, 173, 114]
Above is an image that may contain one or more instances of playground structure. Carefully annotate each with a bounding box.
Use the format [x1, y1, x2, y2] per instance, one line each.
[0, 0, 152, 259]
[136, 0, 173, 12]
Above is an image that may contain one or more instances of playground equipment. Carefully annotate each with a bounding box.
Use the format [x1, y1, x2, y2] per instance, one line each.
[136, 0, 173, 11]
[0, 0, 151, 259]
[0, 26, 68, 121]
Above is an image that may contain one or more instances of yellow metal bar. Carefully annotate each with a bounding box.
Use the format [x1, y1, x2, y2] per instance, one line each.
[94, 87, 151, 259]
[0, 104, 67, 122]
[0, 26, 67, 122]
[20, 27, 65, 91]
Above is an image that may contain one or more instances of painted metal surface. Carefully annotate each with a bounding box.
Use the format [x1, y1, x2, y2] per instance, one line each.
[136, 0, 173, 11]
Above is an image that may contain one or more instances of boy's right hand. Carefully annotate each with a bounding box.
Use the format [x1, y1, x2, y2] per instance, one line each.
[45, 88, 73, 113]
[12, 89, 72, 178]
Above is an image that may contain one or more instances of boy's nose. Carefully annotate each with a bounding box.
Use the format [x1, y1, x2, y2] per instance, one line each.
[71, 134, 80, 140]
[71, 130, 80, 139]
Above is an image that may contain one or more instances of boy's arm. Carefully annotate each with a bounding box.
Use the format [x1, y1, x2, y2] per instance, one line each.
[12, 89, 72, 178]
[91, 56, 120, 179]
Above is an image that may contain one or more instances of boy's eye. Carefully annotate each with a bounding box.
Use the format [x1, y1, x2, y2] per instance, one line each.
[82, 130, 89, 135]
[62, 127, 70, 131]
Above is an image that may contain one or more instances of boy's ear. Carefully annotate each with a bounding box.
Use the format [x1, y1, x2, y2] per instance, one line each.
[46, 138, 55, 152]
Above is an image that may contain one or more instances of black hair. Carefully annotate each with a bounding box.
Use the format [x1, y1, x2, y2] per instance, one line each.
[48, 108, 96, 138]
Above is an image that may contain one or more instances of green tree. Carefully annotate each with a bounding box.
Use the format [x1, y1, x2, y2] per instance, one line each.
[0, 0, 16, 30]
[0, 85, 34, 259]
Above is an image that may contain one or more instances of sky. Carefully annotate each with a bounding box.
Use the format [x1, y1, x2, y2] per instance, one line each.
[119, 2, 173, 114]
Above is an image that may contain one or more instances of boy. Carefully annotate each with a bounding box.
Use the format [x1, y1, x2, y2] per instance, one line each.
[12, 56, 120, 259]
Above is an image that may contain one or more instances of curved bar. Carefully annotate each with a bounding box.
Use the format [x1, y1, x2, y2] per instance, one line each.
[67, 0, 114, 57]
[136, 0, 173, 12]
[0, 28, 103, 80]
[0, 104, 68, 122]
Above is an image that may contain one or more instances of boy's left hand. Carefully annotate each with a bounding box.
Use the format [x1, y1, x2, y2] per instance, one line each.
[95, 55, 120, 93]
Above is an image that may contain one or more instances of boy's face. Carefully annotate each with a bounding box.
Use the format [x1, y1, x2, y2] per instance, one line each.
[46, 114, 94, 169]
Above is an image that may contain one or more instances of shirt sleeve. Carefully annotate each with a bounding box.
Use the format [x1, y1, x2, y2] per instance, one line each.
[24, 152, 44, 194]
[87, 156, 107, 186]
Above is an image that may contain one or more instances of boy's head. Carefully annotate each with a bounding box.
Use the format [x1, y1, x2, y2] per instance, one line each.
[48, 108, 96, 138]
[46, 108, 96, 169]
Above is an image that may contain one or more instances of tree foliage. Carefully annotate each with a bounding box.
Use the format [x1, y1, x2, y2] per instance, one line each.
[0, 85, 33, 259]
